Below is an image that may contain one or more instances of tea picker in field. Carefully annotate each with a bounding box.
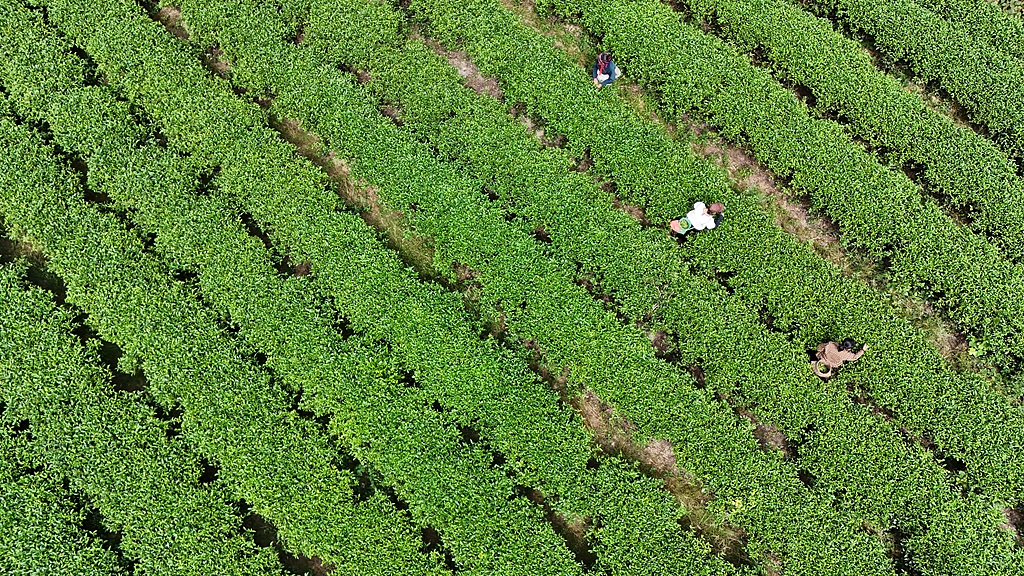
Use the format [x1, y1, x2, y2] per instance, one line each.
[670, 202, 725, 237]
[591, 52, 621, 88]
[812, 338, 869, 379]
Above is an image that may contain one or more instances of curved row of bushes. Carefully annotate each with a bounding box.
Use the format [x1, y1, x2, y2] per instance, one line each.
[804, 0, 1024, 156]
[916, 0, 1024, 61]
[0, 261, 280, 575]
[676, 0, 1024, 263]
[0, 112, 438, 575]
[0, 392, 124, 576]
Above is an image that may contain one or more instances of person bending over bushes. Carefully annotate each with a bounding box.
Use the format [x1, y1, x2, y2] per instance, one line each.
[592, 52, 622, 88]
[812, 338, 869, 379]
[670, 202, 724, 237]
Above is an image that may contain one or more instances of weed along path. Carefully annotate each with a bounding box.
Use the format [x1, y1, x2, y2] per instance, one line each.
[0, 113, 437, 574]
[0, 265, 282, 576]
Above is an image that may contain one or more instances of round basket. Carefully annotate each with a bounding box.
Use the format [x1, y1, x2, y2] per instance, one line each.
[670, 218, 693, 234]
[812, 361, 833, 379]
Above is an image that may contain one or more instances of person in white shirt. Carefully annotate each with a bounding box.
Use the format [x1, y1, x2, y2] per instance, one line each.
[670, 202, 725, 236]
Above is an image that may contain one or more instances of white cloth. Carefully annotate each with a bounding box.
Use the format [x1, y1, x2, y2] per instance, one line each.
[597, 73, 610, 82]
[686, 202, 716, 230]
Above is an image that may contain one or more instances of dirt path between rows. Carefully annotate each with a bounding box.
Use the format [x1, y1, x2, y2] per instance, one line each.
[155, 6, 188, 40]
[272, 117, 440, 280]
[521, 340, 752, 565]
[693, 134, 848, 267]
